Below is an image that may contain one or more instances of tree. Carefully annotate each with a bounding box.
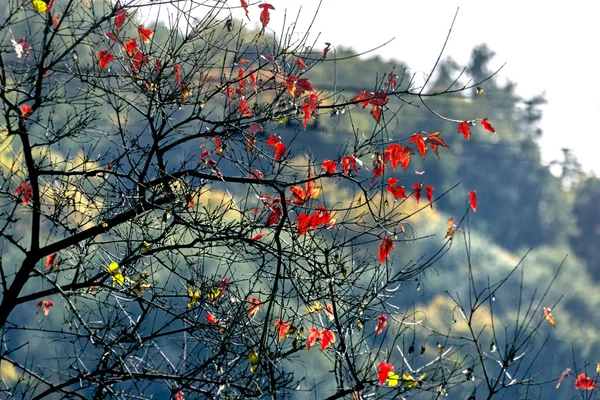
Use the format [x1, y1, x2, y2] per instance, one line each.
[0, 1, 569, 399]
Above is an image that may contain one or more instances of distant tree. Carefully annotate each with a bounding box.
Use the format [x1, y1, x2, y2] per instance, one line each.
[0, 1, 566, 399]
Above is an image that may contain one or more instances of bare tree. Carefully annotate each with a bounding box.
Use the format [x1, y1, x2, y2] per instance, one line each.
[0, 1, 563, 399]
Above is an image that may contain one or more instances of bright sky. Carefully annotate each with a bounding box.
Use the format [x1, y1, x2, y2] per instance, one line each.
[143, 1, 600, 175]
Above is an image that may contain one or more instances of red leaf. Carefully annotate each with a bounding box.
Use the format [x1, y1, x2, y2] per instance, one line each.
[384, 144, 413, 172]
[296, 213, 312, 235]
[370, 105, 382, 124]
[320, 329, 336, 351]
[425, 185, 434, 207]
[238, 98, 253, 117]
[175, 390, 184, 400]
[206, 313, 218, 324]
[306, 327, 320, 351]
[273, 318, 291, 342]
[258, 3, 275, 36]
[409, 133, 427, 159]
[387, 178, 407, 199]
[323, 303, 335, 321]
[301, 103, 311, 130]
[543, 307, 556, 329]
[322, 160, 338, 174]
[375, 315, 387, 335]
[173, 64, 181, 85]
[53, 15, 60, 29]
[45, 253, 58, 269]
[291, 173, 321, 205]
[295, 58, 307, 70]
[123, 38, 139, 57]
[14, 181, 32, 205]
[371, 154, 385, 183]
[20, 104, 33, 118]
[249, 70, 257, 91]
[575, 373, 596, 390]
[252, 232, 265, 241]
[104, 31, 120, 43]
[266, 206, 282, 225]
[458, 121, 473, 141]
[412, 183, 422, 204]
[131, 51, 148, 70]
[427, 131, 449, 158]
[377, 362, 394, 385]
[468, 190, 477, 212]
[341, 155, 359, 175]
[481, 118, 495, 133]
[115, 7, 127, 31]
[138, 25, 153, 44]
[378, 236, 393, 264]
[322, 42, 331, 60]
[96, 50, 114, 71]
[249, 169, 264, 179]
[240, 0, 250, 20]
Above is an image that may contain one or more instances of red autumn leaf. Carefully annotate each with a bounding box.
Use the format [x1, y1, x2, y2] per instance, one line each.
[481, 118, 495, 133]
[427, 131, 449, 158]
[96, 50, 114, 71]
[384, 144, 413, 172]
[104, 31, 120, 43]
[312, 206, 332, 227]
[258, 3, 275, 36]
[238, 98, 253, 117]
[237, 68, 248, 93]
[53, 14, 60, 29]
[371, 155, 385, 183]
[575, 373, 596, 390]
[543, 307, 556, 329]
[175, 390, 184, 400]
[322, 42, 331, 60]
[37, 300, 53, 317]
[15, 181, 32, 205]
[295, 58, 307, 70]
[206, 313, 218, 324]
[138, 25, 153, 44]
[468, 190, 477, 212]
[412, 183, 422, 204]
[45, 253, 58, 269]
[249, 169, 264, 179]
[290, 174, 321, 205]
[249, 70, 257, 91]
[377, 362, 394, 385]
[341, 155, 359, 175]
[184, 193, 194, 208]
[301, 103, 311, 130]
[20, 104, 33, 118]
[370, 106, 382, 124]
[123, 38, 139, 57]
[320, 329, 336, 351]
[409, 133, 427, 160]
[131, 51, 148, 70]
[247, 297, 263, 317]
[248, 123, 263, 135]
[173, 64, 181, 85]
[322, 160, 338, 174]
[240, 0, 250, 20]
[296, 213, 312, 235]
[351, 91, 372, 108]
[378, 236, 393, 264]
[458, 121, 473, 141]
[115, 7, 127, 31]
[387, 178, 407, 199]
[266, 205, 282, 225]
[273, 318, 291, 342]
[267, 135, 286, 161]
[306, 93, 318, 115]
[306, 327, 320, 352]
[323, 303, 335, 321]
[252, 232, 265, 241]
[425, 185, 434, 207]
[375, 315, 387, 335]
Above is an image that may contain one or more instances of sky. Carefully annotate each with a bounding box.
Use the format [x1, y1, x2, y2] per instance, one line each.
[141, 0, 600, 175]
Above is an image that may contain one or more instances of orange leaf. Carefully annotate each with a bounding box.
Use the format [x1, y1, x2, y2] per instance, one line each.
[138, 25, 153, 44]
[37, 300, 53, 317]
[468, 191, 477, 212]
[45, 253, 58, 269]
[306, 327, 320, 351]
[295, 58, 307, 70]
[273, 318, 291, 342]
[247, 297, 263, 317]
[378, 236, 393, 264]
[543, 307, 556, 329]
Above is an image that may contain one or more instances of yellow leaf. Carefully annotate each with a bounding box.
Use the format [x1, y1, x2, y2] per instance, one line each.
[107, 261, 124, 286]
[141, 241, 152, 253]
[249, 351, 259, 374]
[386, 371, 399, 387]
[32, 0, 48, 12]
[306, 301, 322, 314]
[187, 286, 200, 308]
[207, 287, 222, 302]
